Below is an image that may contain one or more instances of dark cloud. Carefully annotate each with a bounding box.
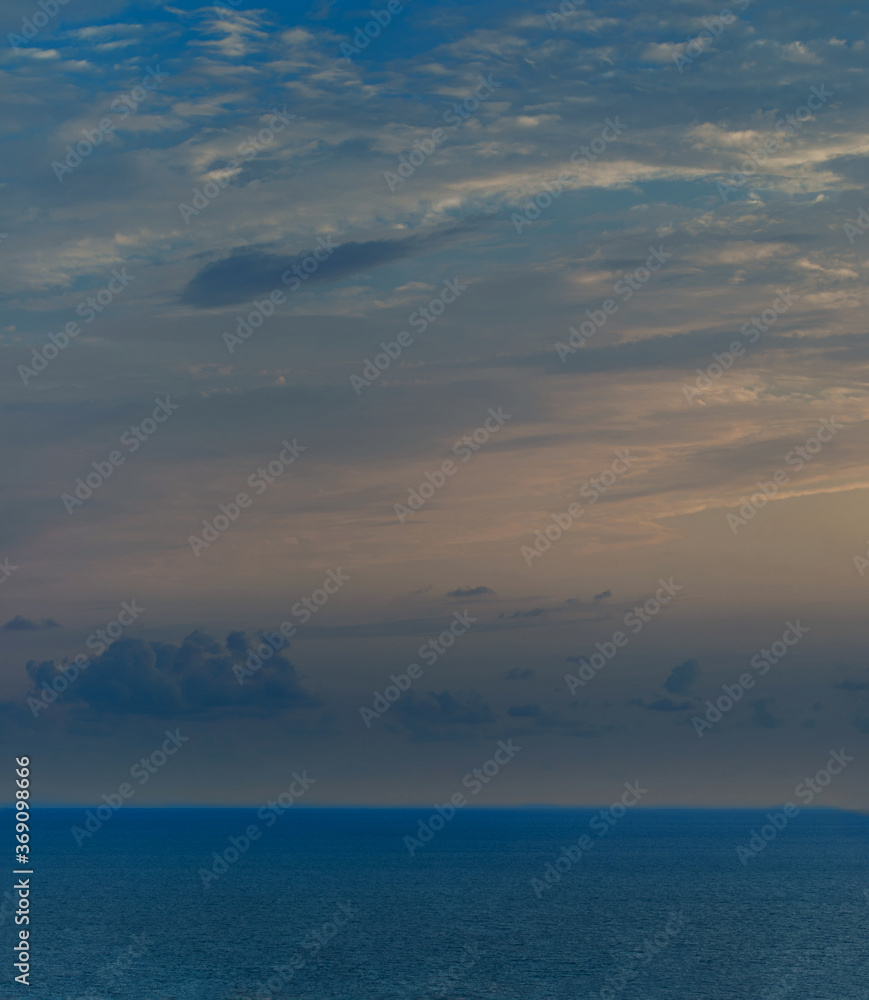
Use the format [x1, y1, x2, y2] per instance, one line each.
[180, 239, 420, 307]
[3, 615, 60, 631]
[664, 659, 699, 696]
[392, 689, 497, 741]
[503, 668, 534, 680]
[24, 630, 318, 718]
[497, 608, 545, 619]
[3, 616, 38, 631]
[178, 222, 481, 307]
[446, 586, 494, 598]
[647, 697, 694, 712]
[750, 698, 784, 729]
[593, 590, 612, 602]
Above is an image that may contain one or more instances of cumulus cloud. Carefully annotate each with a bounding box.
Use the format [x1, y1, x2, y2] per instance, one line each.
[24, 630, 318, 718]
[664, 660, 699, 696]
[749, 697, 784, 729]
[3, 616, 60, 631]
[446, 586, 495, 598]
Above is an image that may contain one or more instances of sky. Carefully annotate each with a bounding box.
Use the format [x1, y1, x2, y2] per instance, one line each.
[1, 0, 868, 809]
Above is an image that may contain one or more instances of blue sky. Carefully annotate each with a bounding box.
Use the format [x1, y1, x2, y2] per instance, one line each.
[1, 0, 868, 807]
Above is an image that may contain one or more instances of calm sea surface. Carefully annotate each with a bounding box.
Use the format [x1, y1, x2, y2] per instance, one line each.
[2, 808, 867, 999]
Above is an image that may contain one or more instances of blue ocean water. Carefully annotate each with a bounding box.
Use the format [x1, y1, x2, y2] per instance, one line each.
[1, 808, 867, 999]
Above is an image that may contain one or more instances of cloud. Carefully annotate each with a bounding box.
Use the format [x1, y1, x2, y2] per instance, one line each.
[503, 668, 534, 680]
[593, 590, 612, 602]
[24, 630, 318, 718]
[3, 616, 38, 631]
[497, 608, 545, 619]
[179, 221, 477, 308]
[446, 586, 494, 598]
[180, 238, 424, 307]
[749, 697, 784, 729]
[3, 615, 60, 631]
[646, 697, 694, 712]
[664, 660, 699, 696]
[392, 689, 497, 741]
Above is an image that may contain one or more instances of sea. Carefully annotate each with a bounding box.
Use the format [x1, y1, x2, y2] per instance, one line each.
[1, 808, 867, 999]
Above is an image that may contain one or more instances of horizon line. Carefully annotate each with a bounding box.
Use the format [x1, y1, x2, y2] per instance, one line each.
[4, 803, 866, 813]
